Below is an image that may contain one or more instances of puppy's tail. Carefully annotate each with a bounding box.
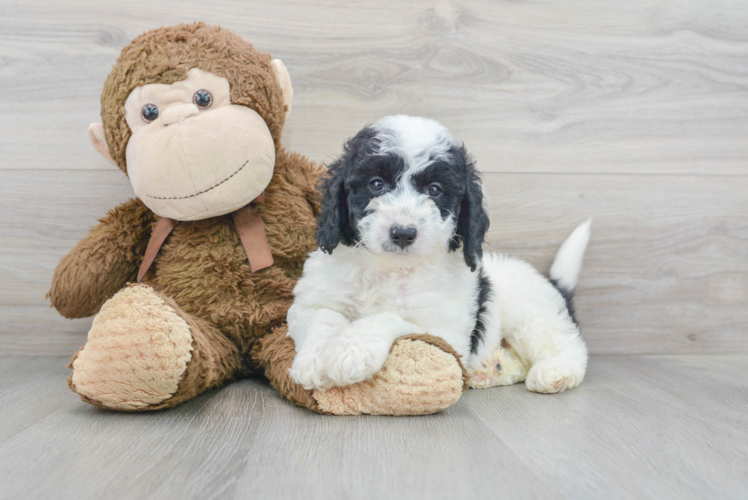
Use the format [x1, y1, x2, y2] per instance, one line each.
[549, 219, 592, 323]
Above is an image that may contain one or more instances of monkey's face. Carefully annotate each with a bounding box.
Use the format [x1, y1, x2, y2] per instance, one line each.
[121, 68, 275, 221]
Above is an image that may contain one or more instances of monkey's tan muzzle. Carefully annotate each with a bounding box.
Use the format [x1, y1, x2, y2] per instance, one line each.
[126, 105, 275, 221]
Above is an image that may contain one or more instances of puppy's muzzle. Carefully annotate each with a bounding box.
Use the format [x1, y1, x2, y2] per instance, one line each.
[390, 225, 417, 249]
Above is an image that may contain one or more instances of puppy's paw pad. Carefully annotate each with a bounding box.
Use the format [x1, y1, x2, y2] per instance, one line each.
[525, 358, 584, 394]
[467, 346, 529, 389]
[467, 366, 498, 389]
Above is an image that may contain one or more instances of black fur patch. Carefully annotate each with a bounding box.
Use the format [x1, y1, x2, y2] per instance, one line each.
[316, 127, 406, 253]
[317, 127, 489, 273]
[345, 151, 406, 232]
[470, 269, 493, 354]
[410, 149, 467, 221]
[410, 145, 490, 271]
[550, 279, 578, 325]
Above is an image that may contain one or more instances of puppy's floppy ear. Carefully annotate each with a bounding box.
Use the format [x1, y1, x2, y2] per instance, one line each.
[314, 125, 379, 253]
[316, 126, 379, 253]
[454, 146, 490, 271]
[315, 155, 349, 253]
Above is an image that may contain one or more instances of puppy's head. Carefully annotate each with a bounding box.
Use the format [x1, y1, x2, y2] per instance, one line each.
[316, 115, 489, 271]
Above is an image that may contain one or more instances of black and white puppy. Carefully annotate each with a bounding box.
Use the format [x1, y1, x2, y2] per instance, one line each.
[288, 115, 590, 393]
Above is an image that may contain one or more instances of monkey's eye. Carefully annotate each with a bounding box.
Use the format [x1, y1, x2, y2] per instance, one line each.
[427, 183, 443, 197]
[369, 178, 385, 192]
[141, 103, 159, 123]
[193, 89, 213, 109]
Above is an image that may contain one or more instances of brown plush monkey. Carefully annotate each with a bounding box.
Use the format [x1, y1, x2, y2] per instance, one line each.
[49, 23, 466, 414]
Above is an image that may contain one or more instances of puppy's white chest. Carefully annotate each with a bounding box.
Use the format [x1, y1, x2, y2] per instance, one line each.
[352, 260, 476, 343]
[355, 270, 425, 316]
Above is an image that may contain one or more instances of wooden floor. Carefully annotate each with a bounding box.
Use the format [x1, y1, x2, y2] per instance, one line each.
[1, 354, 746, 500]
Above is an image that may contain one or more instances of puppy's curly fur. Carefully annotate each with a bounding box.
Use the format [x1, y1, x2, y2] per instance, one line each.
[289, 115, 592, 394]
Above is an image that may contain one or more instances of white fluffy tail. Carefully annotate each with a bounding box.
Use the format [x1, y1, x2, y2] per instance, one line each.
[549, 219, 592, 292]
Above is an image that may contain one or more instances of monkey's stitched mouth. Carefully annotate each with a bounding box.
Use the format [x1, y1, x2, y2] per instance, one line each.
[145, 160, 249, 200]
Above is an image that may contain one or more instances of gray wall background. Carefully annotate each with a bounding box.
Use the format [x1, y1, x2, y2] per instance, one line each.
[1, 0, 746, 355]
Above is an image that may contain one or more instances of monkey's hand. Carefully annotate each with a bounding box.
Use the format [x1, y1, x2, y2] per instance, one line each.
[48, 198, 154, 318]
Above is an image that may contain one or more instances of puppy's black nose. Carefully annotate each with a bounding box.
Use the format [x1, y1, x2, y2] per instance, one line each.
[390, 225, 417, 249]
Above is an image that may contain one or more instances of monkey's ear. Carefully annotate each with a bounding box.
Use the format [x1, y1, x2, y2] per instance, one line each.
[87, 122, 116, 166]
[270, 59, 293, 118]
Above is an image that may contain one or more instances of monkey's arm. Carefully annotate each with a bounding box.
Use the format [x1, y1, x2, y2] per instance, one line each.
[277, 148, 324, 216]
[301, 159, 325, 217]
[48, 198, 155, 318]
[304, 161, 326, 217]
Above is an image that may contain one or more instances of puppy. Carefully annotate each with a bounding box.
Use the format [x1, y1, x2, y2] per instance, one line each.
[287, 115, 590, 394]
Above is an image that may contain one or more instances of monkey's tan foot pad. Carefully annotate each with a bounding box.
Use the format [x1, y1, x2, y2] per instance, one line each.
[312, 334, 467, 416]
[68, 284, 193, 411]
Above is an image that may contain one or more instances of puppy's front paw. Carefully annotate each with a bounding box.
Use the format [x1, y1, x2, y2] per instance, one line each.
[312, 335, 466, 416]
[525, 357, 585, 394]
[325, 334, 391, 387]
[289, 350, 333, 391]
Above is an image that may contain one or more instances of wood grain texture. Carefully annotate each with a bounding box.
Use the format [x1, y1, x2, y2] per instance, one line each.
[481, 173, 748, 354]
[0, 0, 747, 174]
[0, 355, 746, 499]
[1, 0, 747, 355]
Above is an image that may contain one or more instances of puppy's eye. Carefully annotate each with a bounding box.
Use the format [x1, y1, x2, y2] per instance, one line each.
[141, 103, 159, 123]
[369, 178, 385, 192]
[427, 183, 443, 197]
[193, 89, 213, 109]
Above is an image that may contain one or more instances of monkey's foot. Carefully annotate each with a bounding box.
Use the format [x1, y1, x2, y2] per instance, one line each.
[467, 342, 529, 389]
[68, 284, 194, 411]
[312, 334, 466, 416]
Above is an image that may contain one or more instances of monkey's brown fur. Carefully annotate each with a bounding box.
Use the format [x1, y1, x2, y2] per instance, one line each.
[50, 23, 465, 413]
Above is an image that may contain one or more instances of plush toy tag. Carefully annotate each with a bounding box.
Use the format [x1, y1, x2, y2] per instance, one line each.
[137, 217, 178, 283]
[231, 201, 274, 273]
[137, 194, 273, 282]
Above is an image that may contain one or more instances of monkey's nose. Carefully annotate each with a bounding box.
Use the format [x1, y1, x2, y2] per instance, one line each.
[161, 104, 200, 126]
[390, 225, 417, 249]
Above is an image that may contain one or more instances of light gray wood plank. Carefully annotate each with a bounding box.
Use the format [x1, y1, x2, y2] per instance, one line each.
[2, 169, 746, 355]
[0, 356, 72, 445]
[0, 355, 746, 500]
[463, 354, 748, 499]
[0, 356, 558, 500]
[0, 0, 747, 174]
[227, 390, 561, 500]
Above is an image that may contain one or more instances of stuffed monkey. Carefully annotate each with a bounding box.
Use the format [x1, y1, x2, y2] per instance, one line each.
[48, 23, 467, 415]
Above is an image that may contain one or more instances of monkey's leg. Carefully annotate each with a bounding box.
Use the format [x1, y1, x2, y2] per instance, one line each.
[68, 284, 240, 411]
[255, 326, 466, 416]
